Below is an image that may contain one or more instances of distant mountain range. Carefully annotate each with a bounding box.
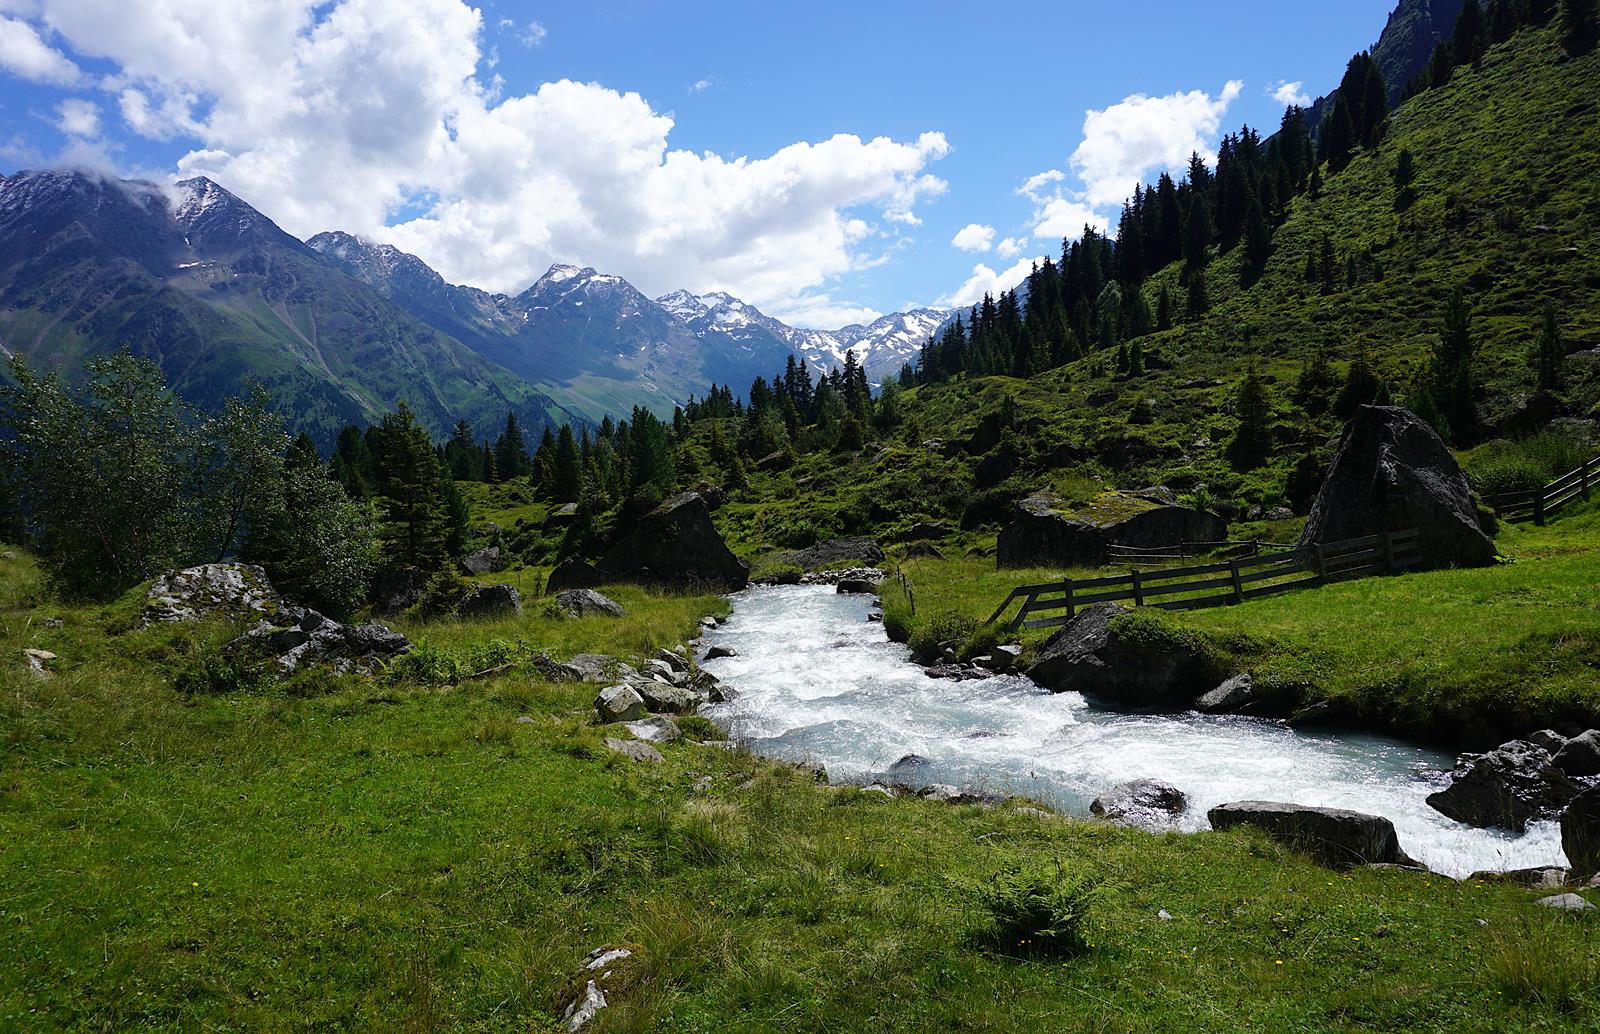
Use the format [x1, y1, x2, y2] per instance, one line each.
[0, 166, 945, 439]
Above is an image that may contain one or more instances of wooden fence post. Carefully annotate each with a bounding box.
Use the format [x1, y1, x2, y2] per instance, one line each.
[1534, 493, 1546, 526]
[1582, 457, 1593, 502]
[1382, 532, 1397, 574]
[1063, 579, 1076, 619]
[1313, 543, 1327, 584]
[1228, 558, 1243, 604]
[1131, 569, 1144, 607]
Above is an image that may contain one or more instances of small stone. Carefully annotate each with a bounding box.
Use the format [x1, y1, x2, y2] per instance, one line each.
[516, 715, 535, 724]
[23, 648, 56, 661]
[1534, 893, 1596, 913]
[703, 645, 737, 661]
[861, 784, 895, 798]
[1157, 909, 1173, 921]
[0, 550, 14, 559]
[604, 737, 664, 764]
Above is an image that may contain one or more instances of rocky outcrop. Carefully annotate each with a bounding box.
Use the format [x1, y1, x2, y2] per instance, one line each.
[623, 715, 681, 743]
[1090, 779, 1189, 831]
[604, 737, 664, 764]
[836, 576, 882, 595]
[596, 492, 749, 591]
[1425, 739, 1581, 832]
[145, 563, 282, 624]
[1026, 603, 1211, 706]
[457, 584, 521, 619]
[229, 606, 410, 675]
[558, 945, 643, 1032]
[595, 685, 646, 723]
[778, 536, 886, 571]
[567, 654, 633, 682]
[1208, 801, 1419, 868]
[547, 558, 600, 592]
[996, 490, 1226, 568]
[1299, 405, 1496, 569]
[557, 589, 626, 618]
[1563, 786, 1600, 879]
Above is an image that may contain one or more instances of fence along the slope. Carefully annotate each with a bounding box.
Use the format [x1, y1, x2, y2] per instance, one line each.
[987, 529, 1422, 632]
[1483, 453, 1598, 525]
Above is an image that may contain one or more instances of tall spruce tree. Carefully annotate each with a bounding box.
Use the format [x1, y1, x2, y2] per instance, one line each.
[1536, 305, 1564, 392]
[1562, 0, 1599, 54]
[372, 402, 449, 573]
[552, 424, 582, 502]
[1228, 365, 1273, 471]
[1431, 289, 1478, 442]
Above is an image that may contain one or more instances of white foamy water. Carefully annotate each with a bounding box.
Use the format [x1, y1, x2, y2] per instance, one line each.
[702, 584, 1567, 879]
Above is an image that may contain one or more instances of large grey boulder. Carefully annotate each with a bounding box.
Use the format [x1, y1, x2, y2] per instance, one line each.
[557, 589, 626, 619]
[1208, 801, 1418, 868]
[633, 682, 701, 715]
[567, 654, 634, 682]
[623, 715, 682, 743]
[1196, 674, 1255, 714]
[1026, 603, 1210, 706]
[1090, 779, 1189, 831]
[1535, 893, 1596, 913]
[1553, 730, 1600, 778]
[779, 537, 886, 572]
[997, 491, 1225, 569]
[457, 584, 522, 620]
[1563, 786, 1600, 879]
[1299, 405, 1496, 569]
[145, 563, 282, 624]
[462, 546, 506, 575]
[604, 737, 664, 764]
[595, 685, 646, 723]
[1425, 739, 1581, 832]
[596, 492, 749, 591]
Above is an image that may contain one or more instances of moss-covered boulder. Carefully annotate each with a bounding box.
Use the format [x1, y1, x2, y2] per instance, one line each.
[996, 490, 1225, 568]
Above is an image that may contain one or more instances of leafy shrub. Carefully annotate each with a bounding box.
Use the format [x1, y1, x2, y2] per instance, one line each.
[174, 651, 272, 696]
[907, 609, 977, 663]
[412, 570, 472, 619]
[1464, 425, 1595, 497]
[967, 862, 1098, 957]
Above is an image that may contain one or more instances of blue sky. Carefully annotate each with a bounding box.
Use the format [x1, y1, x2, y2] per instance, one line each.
[0, 0, 1396, 326]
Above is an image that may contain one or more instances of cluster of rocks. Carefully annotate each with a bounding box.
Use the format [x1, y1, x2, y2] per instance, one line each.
[593, 645, 734, 764]
[145, 563, 282, 624]
[1422, 730, 1600, 883]
[775, 537, 885, 572]
[227, 605, 411, 675]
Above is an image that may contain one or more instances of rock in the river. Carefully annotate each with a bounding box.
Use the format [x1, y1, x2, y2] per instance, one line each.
[1026, 603, 1211, 705]
[704, 645, 737, 661]
[547, 557, 600, 592]
[145, 563, 282, 624]
[1425, 740, 1580, 832]
[1090, 779, 1189, 831]
[997, 490, 1226, 568]
[462, 546, 506, 575]
[595, 685, 646, 723]
[1196, 674, 1255, 714]
[557, 589, 626, 619]
[623, 715, 681, 743]
[836, 576, 882, 595]
[604, 737, 664, 763]
[595, 492, 749, 591]
[229, 607, 411, 675]
[1299, 405, 1496, 570]
[1552, 730, 1600, 778]
[457, 584, 521, 620]
[1208, 801, 1418, 868]
[1563, 786, 1600, 879]
[1535, 893, 1596, 913]
[1528, 729, 1569, 752]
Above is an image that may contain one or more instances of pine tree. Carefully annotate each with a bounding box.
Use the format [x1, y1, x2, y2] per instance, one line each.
[1454, 0, 1486, 65]
[373, 402, 449, 573]
[1322, 95, 1357, 173]
[494, 411, 531, 480]
[1308, 163, 1324, 199]
[1186, 267, 1209, 317]
[1155, 285, 1173, 332]
[1294, 345, 1339, 415]
[1431, 289, 1478, 442]
[1182, 194, 1214, 269]
[480, 441, 498, 483]
[1562, 0, 1599, 54]
[1127, 336, 1145, 377]
[1536, 305, 1564, 392]
[1393, 149, 1418, 211]
[1334, 347, 1381, 419]
[1243, 195, 1273, 273]
[1228, 365, 1273, 471]
[553, 424, 581, 502]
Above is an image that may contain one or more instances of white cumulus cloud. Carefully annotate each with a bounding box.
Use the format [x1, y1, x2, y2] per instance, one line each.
[995, 236, 1025, 259]
[1269, 80, 1311, 106]
[54, 95, 97, 136]
[516, 20, 546, 48]
[4, 0, 951, 327]
[937, 256, 1042, 309]
[0, 14, 79, 83]
[950, 222, 995, 253]
[1069, 79, 1242, 210]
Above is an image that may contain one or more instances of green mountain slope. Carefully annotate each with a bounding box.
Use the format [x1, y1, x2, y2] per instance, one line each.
[684, 23, 1600, 552]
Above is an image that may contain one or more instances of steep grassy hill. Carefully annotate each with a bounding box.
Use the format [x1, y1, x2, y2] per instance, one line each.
[683, 24, 1599, 554]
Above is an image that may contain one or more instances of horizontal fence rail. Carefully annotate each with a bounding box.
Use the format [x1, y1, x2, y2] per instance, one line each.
[1105, 539, 1264, 564]
[987, 529, 1422, 632]
[1484, 454, 1598, 526]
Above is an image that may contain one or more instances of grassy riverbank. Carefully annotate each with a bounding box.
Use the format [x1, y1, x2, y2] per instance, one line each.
[1, 549, 1597, 1031]
[884, 502, 1600, 743]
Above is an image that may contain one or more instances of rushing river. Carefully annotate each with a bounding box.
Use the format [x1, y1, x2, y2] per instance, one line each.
[701, 583, 1567, 878]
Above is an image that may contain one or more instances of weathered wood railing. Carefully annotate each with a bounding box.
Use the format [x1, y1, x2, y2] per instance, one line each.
[986, 529, 1422, 632]
[1483, 454, 1599, 526]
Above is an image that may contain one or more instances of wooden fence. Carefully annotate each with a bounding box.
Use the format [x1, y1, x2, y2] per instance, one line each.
[1483, 454, 1599, 526]
[987, 529, 1422, 632]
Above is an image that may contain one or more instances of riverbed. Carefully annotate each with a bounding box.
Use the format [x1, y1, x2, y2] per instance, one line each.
[701, 583, 1567, 878]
